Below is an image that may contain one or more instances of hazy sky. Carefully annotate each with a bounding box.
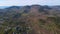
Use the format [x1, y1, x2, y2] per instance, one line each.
[0, 0, 60, 6]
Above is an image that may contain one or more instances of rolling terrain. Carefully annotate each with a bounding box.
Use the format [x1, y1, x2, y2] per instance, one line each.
[0, 5, 60, 34]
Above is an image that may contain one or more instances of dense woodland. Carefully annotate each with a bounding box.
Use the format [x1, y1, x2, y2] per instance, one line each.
[0, 5, 60, 34]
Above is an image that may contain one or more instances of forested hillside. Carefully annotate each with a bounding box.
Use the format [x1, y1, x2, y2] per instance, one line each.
[0, 5, 60, 34]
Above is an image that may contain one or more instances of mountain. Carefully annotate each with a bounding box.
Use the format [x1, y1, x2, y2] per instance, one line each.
[0, 5, 60, 34]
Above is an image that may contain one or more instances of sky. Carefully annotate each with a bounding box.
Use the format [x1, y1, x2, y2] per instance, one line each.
[0, 0, 60, 6]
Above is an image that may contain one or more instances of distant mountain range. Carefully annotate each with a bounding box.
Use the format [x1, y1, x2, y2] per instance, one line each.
[0, 5, 60, 9]
[0, 6, 10, 9]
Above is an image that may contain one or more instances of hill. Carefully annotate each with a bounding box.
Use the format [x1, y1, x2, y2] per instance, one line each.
[0, 5, 60, 34]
